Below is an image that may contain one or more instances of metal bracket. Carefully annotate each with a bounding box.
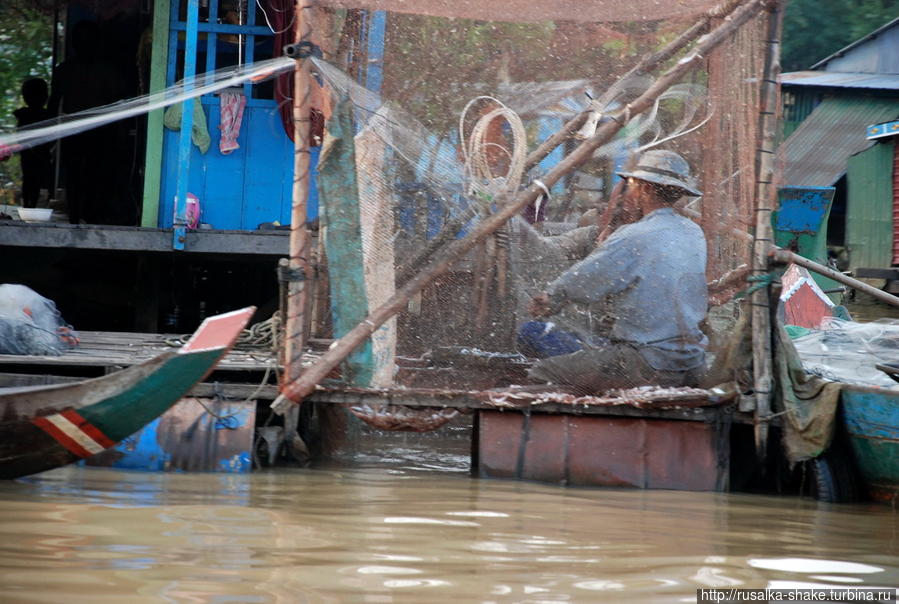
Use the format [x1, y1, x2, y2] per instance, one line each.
[277, 264, 307, 283]
[283, 41, 317, 60]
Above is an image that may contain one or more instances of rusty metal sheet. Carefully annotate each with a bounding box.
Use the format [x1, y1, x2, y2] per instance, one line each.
[86, 398, 256, 473]
[477, 410, 728, 491]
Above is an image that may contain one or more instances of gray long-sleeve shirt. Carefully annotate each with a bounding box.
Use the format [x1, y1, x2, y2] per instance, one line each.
[545, 207, 708, 371]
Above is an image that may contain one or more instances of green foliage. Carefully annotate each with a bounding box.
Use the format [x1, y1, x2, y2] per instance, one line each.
[0, 4, 53, 190]
[783, 0, 899, 71]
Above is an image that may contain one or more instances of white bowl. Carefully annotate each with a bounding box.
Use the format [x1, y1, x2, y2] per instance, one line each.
[17, 208, 53, 222]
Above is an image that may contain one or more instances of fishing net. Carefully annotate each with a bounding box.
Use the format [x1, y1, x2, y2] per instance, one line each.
[1, 1, 775, 405]
[295, 0, 772, 401]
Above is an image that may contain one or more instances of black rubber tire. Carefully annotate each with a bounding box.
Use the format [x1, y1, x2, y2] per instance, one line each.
[808, 445, 861, 503]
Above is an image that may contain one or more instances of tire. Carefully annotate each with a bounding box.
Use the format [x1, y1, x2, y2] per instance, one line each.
[808, 445, 861, 503]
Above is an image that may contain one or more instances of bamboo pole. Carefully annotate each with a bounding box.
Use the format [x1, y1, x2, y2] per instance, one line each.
[272, 0, 769, 411]
[771, 250, 899, 308]
[749, 0, 783, 459]
[284, 0, 315, 385]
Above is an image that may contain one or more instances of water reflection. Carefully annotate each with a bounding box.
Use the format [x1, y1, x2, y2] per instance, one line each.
[0, 455, 895, 602]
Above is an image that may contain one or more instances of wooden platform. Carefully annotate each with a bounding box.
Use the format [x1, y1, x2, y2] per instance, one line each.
[306, 384, 754, 424]
[0, 332, 756, 425]
[0, 221, 290, 255]
[0, 330, 314, 401]
[0, 330, 282, 371]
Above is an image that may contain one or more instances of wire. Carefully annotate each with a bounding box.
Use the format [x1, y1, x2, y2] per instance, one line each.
[255, 0, 296, 35]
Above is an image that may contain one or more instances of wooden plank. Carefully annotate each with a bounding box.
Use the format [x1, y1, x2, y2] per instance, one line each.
[141, 0, 171, 228]
[854, 267, 899, 282]
[200, 99, 247, 229]
[0, 329, 284, 371]
[318, 99, 376, 386]
[356, 107, 397, 387]
[243, 107, 291, 229]
[305, 387, 754, 423]
[0, 371, 279, 400]
[0, 222, 290, 254]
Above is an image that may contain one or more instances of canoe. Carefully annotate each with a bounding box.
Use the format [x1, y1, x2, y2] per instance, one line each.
[0, 307, 255, 480]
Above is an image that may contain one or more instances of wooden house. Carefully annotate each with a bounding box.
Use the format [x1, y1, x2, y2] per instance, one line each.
[780, 17, 899, 278]
[0, 0, 384, 333]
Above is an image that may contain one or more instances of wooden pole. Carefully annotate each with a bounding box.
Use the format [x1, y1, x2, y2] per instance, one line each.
[284, 0, 315, 385]
[272, 0, 769, 411]
[749, 0, 783, 459]
[771, 249, 899, 308]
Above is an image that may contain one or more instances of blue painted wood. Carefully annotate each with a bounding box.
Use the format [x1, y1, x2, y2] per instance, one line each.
[842, 388, 899, 441]
[171, 22, 272, 35]
[159, 0, 320, 231]
[200, 101, 245, 228]
[364, 11, 386, 92]
[775, 186, 835, 234]
[173, 0, 200, 249]
[538, 117, 565, 194]
[205, 0, 218, 74]
[318, 99, 374, 386]
[242, 107, 292, 229]
[839, 385, 899, 501]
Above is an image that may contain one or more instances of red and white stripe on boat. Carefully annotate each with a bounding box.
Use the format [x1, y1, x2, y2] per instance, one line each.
[32, 409, 116, 458]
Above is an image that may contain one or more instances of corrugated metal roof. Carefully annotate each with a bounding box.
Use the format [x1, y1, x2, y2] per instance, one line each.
[782, 96, 899, 186]
[811, 16, 899, 70]
[781, 71, 899, 90]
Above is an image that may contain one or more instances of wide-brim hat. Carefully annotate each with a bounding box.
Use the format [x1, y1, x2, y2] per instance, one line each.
[616, 149, 702, 197]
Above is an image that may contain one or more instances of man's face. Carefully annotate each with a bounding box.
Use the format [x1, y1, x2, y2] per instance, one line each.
[623, 177, 651, 205]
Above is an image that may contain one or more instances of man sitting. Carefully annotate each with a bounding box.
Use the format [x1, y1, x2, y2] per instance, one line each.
[520, 149, 708, 393]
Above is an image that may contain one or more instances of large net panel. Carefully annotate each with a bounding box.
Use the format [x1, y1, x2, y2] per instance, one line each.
[299, 0, 771, 402]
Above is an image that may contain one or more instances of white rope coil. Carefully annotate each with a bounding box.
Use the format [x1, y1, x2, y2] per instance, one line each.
[459, 96, 527, 207]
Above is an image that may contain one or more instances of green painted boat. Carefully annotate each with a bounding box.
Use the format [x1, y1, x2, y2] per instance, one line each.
[841, 383, 899, 504]
[0, 307, 255, 480]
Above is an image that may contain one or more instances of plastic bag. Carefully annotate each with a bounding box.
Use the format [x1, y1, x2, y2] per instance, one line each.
[790, 317, 899, 389]
[0, 284, 79, 356]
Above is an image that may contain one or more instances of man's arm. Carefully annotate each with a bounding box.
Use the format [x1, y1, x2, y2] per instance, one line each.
[535, 234, 638, 315]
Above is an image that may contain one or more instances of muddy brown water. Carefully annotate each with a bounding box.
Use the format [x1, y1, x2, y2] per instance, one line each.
[0, 429, 896, 603]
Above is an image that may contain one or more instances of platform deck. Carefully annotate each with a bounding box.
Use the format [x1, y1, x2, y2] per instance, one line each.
[0, 330, 287, 371]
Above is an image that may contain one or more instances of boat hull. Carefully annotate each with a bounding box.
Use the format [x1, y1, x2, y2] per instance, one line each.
[840, 385, 899, 503]
[0, 308, 254, 479]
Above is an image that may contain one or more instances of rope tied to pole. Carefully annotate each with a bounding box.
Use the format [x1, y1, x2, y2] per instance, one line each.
[736, 273, 777, 299]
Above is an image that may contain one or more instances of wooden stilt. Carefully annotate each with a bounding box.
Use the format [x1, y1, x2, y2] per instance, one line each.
[271, 0, 770, 411]
[284, 0, 315, 386]
[749, 0, 784, 459]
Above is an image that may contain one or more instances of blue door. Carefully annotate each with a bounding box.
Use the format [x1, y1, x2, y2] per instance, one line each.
[160, 0, 318, 230]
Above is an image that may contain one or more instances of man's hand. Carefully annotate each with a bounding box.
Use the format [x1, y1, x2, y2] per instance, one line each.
[528, 292, 554, 318]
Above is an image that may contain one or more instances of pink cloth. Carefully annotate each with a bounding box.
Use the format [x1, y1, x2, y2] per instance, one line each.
[219, 91, 247, 154]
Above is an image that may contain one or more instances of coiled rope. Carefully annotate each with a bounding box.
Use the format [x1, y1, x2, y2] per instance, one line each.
[459, 96, 527, 207]
[166, 313, 281, 352]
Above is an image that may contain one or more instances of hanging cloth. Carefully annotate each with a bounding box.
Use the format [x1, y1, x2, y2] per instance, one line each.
[163, 101, 210, 154]
[219, 90, 247, 154]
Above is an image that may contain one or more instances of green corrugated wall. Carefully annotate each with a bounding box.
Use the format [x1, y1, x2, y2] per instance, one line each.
[846, 140, 896, 272]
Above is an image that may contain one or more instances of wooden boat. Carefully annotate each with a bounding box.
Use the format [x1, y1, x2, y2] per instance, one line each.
[0, 307, 255, 480]
[841, 375, 899, 503]
[780, 262, 899, 502]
